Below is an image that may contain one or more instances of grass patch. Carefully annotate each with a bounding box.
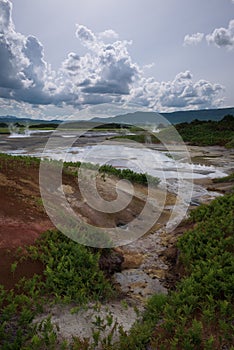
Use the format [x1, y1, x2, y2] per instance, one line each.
[0, 153, 160, 187]
[0, 128, 10, 134]
[0, 153, 41, 168]
[112, 133, 160, 144]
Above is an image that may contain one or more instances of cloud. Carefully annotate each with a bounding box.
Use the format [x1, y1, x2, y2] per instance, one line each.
[62, 52, 80, 74]
[127, 71, 224, 111]
[76, 24, 96, 44]
[143, 63, 155, 70]
[64, 24, 139, 97]
[206, 19, 234, 49]
[0, 0, 76, 106]
[0, 0, 225, 117]
[183, 32, 204, 46]
[98, 29, 119, 40]
[185, 20, 234, 50]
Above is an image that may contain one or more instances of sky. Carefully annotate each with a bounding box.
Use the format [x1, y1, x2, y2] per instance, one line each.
[0, 0, 234, 120]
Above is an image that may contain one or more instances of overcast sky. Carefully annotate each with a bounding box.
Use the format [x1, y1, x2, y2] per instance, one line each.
[0, 0, 233, 120]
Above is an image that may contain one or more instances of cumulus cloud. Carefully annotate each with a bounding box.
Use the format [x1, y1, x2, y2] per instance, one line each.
[76, 24, 96, 44]
[64, 24, 139, 97]
[183, 32, 204, 46]
[0, 0, 12, 32]
[0, 0, 76, 106]
[185, 20, 234, 50]
[206, 19, 234, 49]
[0, 0, 225, 117]
[127, 71, 224, 111]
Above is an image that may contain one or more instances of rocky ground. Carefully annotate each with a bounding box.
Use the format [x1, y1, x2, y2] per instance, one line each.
[0, 145, 233, 344]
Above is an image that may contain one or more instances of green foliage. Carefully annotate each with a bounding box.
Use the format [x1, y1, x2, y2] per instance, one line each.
[62, 159, 160, 186]
[213, 172, 234, 183]
[110, 294, 167, 350]
[112, 133, 160, 144]
[0, 153, 160, 187]
[225, 137, 234, 148]
[1, 153, 233, 349]
[98, 164, 160, 186]
[26, 230, 113, 303]
[0, 229, 113, 349]
[174, 114, 234, 147]
[0, 127, 10, 134]
[112, 193, 234, 349]
[0, 153, 41, 168]
[112, 115, 234, 148]
[29, 123, 58, 129]
[142, 293, 168, 323]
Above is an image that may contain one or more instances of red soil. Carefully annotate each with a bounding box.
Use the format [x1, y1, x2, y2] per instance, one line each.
[0, 157, 53, 289]
[0, 156, 147, 290]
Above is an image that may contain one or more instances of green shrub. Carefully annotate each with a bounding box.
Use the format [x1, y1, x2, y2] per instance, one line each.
[0, 229, 114, 348]
[26, 230, 113, 303]
[173, 115, 234, 147]
[112, 193, 234, 349]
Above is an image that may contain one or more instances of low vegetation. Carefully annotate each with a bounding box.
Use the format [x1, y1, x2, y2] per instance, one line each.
[112, 133, 160, 144]
[1, 190, 233, 349]
[213, 172, 234, 184]
[175, 114, 234, 147]
[98, 163, 160, 186]
[113, 193, 234, 349]
[0, 230, 114, 349]
[0, 153, 41, 169]
[28, 123, 58, 129]
[0, 153, 160, 187]
[0, 139, 233, 348]
[111, 115, 234, 148]
[2, 114, 234, 147]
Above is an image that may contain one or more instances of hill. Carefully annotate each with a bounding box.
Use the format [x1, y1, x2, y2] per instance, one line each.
[175, 114, 234, 147]
[0, 115, 62, 125]
[91, 107, 234, 125]
[1, 107, 234, 126]
[112, 115, 234, 148]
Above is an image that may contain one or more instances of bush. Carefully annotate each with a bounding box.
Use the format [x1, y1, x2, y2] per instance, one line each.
[173, 114, 234, 147]
[26, 229, 113, 303]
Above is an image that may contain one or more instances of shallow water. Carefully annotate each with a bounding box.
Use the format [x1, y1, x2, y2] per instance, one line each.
[0, 131, 229, 207]
[2, 142, 227, 180]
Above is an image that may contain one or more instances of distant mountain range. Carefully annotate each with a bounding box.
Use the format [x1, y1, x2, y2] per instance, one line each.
[91, 107, 234, 125]
[0, 107, 234, 125]
[0, 116, 62, 125]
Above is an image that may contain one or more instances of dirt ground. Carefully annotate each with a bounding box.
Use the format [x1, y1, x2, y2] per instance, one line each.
[0, 148, 233, 344]
[0, 140, 233, 288]
[0, 155, 175, 290]
[0, 158, 52, 289]
[1, 145, 233, 291]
